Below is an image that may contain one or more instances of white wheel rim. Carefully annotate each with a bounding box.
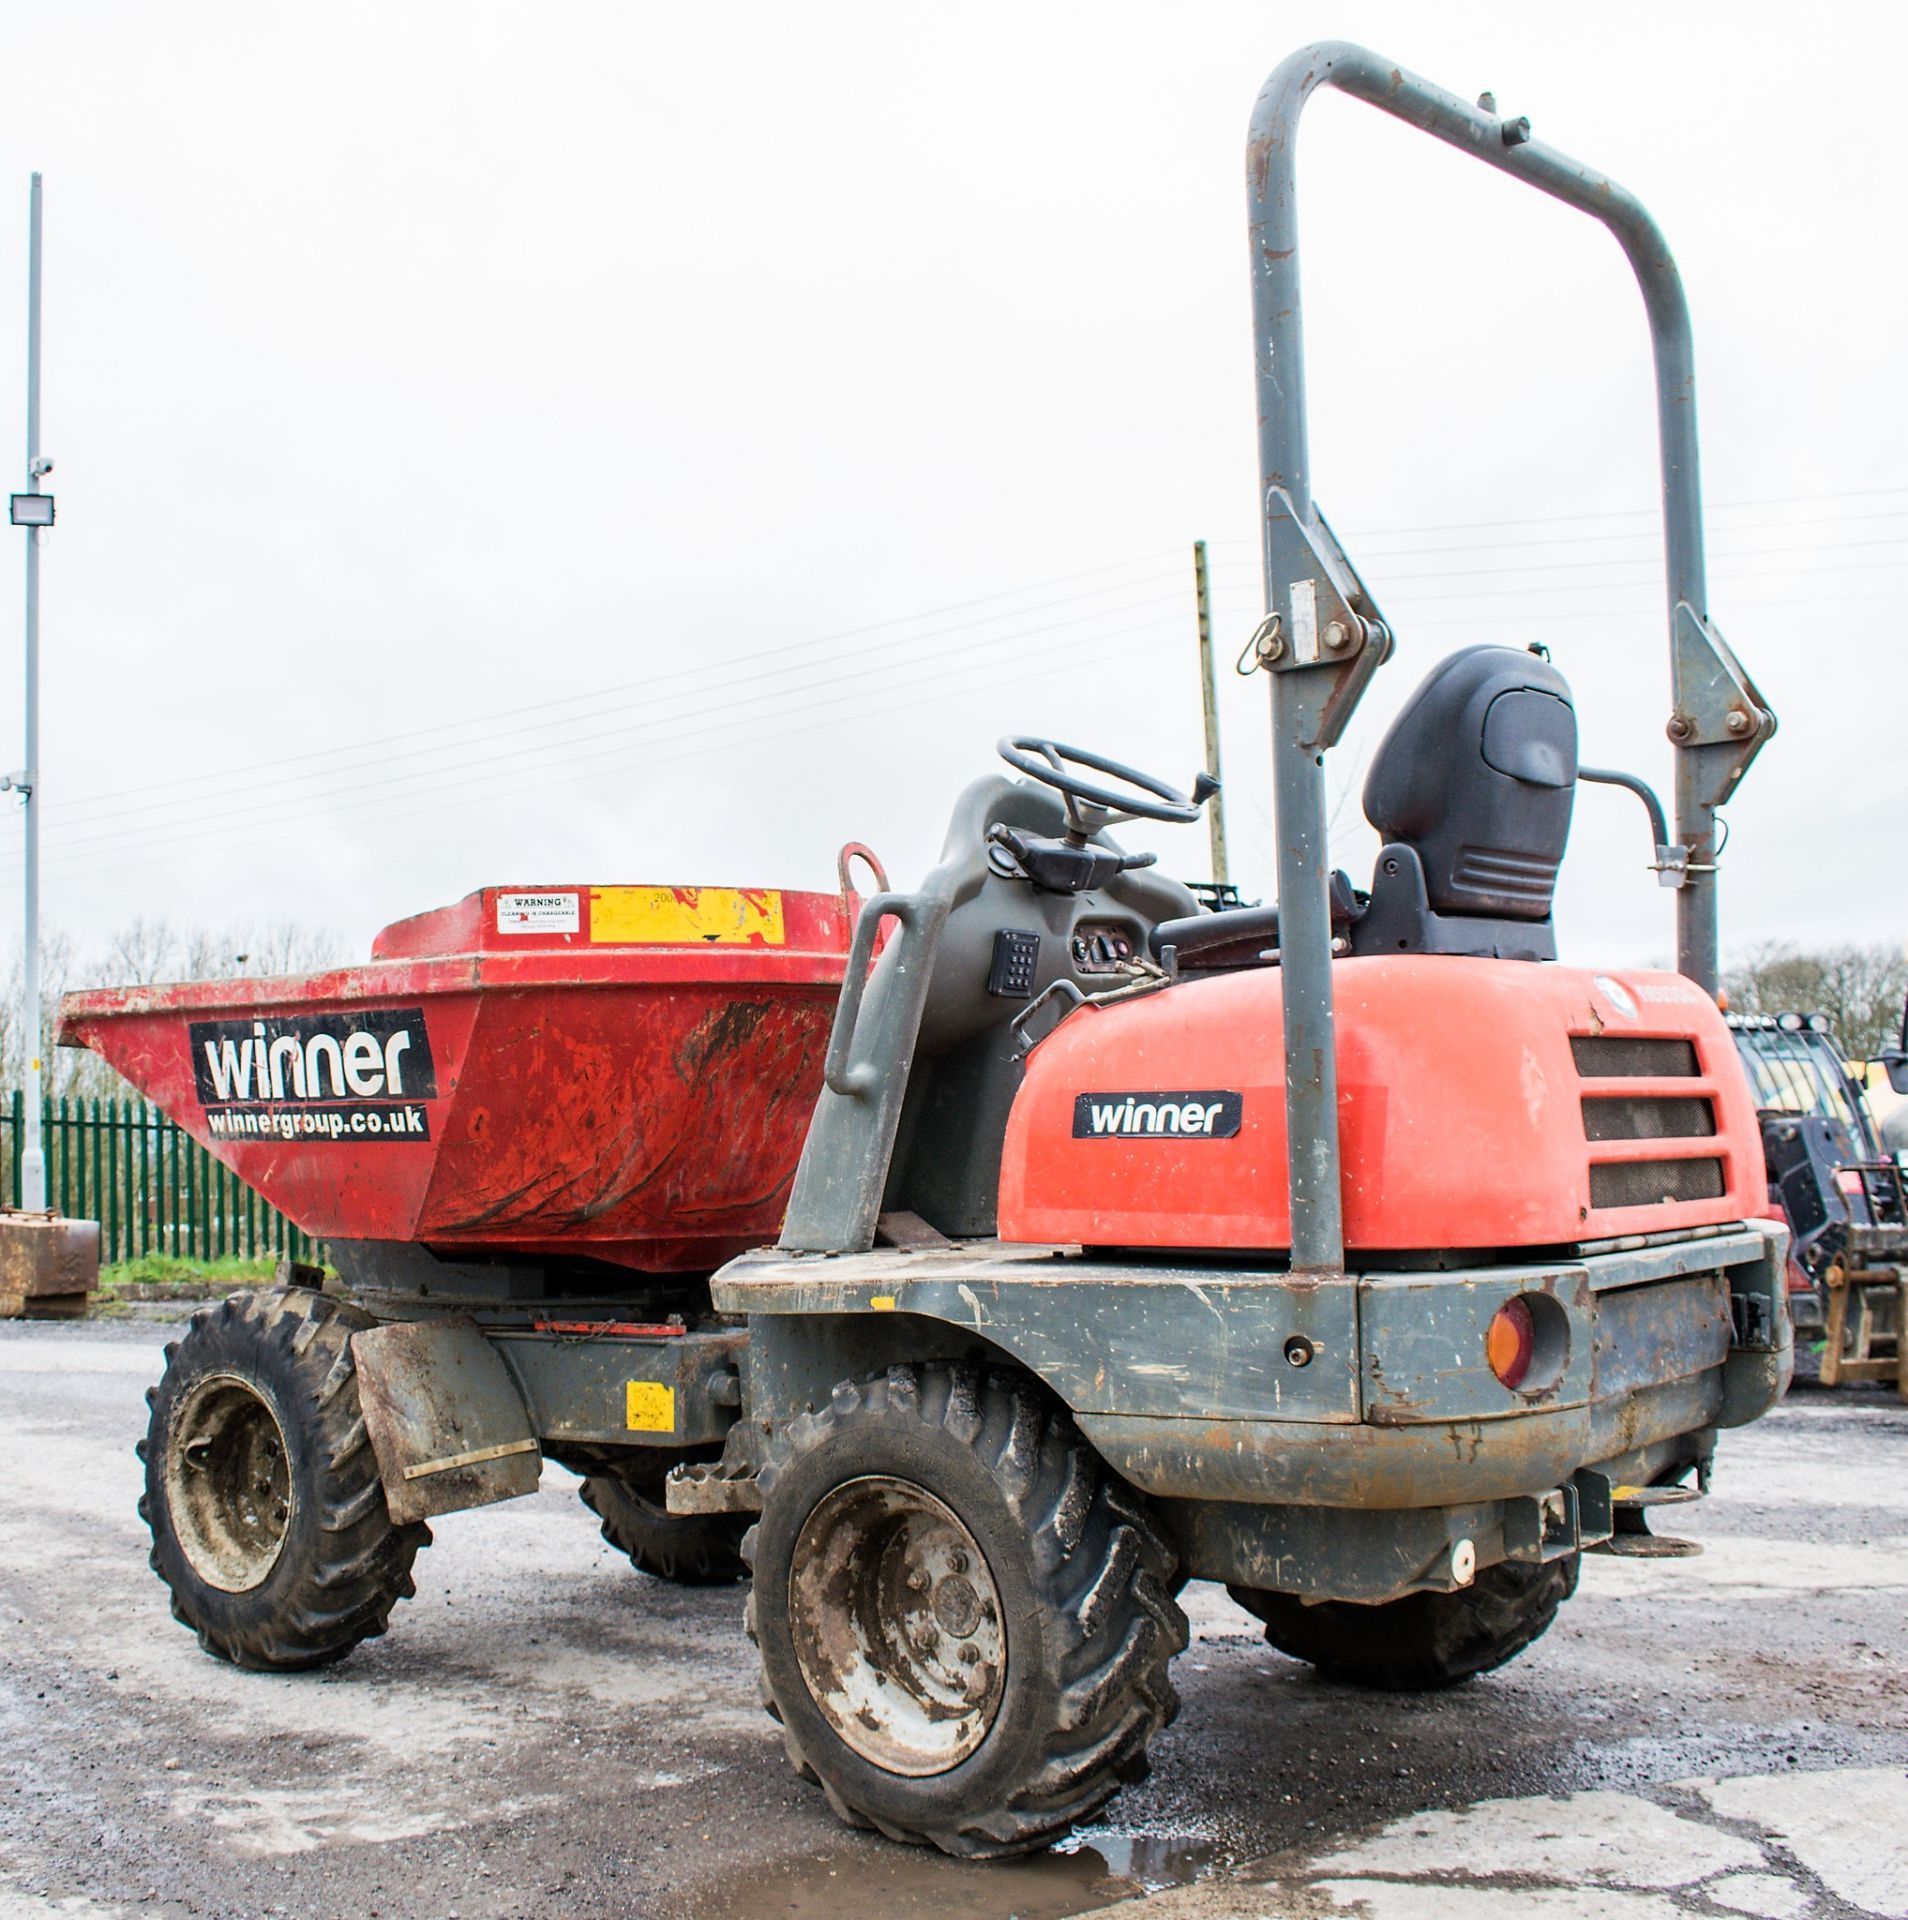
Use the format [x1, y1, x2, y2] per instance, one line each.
[786, 1475, 1006, 1777]
[164, 1372, 293, 1593]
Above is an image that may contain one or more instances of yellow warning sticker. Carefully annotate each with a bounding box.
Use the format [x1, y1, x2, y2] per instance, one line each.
[625, 1381, 677, 1432]
[590, 886, 786, 946]
[870, 1295, 897, 1311]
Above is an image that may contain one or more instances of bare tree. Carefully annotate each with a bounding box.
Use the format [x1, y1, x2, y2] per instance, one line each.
[0, 920, 350, 1107]
[90, 918, 346, 990]
[1722, 941, 1908, 1061]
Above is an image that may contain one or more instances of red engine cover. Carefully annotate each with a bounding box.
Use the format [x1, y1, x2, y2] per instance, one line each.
[997, 957, 1767, 1255]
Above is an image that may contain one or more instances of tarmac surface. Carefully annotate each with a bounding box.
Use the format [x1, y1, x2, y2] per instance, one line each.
[1, 1314, 1904, 1919]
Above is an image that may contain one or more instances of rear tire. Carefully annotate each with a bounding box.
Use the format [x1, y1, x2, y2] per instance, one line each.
[1230, 1554, 1578, 1691]
[138, 1287, 429, 1671]
[579, 1460, 748, 1585]
[746, 1363, 1187, 1857]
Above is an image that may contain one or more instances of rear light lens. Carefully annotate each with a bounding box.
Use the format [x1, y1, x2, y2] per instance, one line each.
[1834, 1169, 1865, 1198]
[1487, 1298, 1536, 1390]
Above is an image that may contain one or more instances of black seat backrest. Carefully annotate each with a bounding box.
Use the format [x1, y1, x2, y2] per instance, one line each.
[1353, 645, 1576, 961]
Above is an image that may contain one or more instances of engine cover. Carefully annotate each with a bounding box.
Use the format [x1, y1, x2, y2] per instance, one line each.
[997, 957, 1766, 1256]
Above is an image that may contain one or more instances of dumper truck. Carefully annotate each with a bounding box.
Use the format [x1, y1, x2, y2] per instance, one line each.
[61, 42, 1790, 1859]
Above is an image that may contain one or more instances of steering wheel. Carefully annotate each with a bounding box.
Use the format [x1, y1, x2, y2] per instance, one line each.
[998, 736, 1208, 826]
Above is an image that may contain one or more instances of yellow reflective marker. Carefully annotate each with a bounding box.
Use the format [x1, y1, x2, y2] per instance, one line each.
[626, 1381, 676, 1432]
[870, 1295, 897, 1311]
[590, 886, 785, 947]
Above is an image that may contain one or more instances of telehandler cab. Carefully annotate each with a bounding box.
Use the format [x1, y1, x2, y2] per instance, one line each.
[62, 42, 1788, 1859]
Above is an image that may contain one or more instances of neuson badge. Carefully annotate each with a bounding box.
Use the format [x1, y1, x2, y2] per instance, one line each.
[1072, 1091, 1242, 1139]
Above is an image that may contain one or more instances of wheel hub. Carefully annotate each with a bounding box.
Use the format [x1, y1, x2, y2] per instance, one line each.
[787, 1475, 1005, 1776]
[165, 1374, 293, 1592]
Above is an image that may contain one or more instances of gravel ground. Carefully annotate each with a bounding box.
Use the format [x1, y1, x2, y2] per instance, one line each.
[1, 1314, 1903, 1919]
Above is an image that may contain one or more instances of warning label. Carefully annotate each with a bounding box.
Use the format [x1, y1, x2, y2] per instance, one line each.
[496, 891, 580, 935]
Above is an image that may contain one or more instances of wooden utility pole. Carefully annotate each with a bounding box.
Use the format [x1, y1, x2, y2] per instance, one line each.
[1192, 539, 1228, 885]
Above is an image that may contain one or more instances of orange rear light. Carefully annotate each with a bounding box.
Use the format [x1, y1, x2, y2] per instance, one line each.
[1487, 1298, 1536, 1389]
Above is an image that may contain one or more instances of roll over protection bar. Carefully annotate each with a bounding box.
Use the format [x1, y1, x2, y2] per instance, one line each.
[1245, 42, 1775, 1275]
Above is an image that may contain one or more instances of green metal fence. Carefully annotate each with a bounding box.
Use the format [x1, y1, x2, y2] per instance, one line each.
[0, 1092, 317, 1267]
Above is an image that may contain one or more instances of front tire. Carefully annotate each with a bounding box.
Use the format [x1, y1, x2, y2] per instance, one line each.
[747, 1363, 1187, 1857]
[1230, 1554, 1578, 1691]
[138, 1288, 428, 1671]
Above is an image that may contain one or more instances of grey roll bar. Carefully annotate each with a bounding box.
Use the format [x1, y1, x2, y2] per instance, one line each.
[1245, 42, 1775, 1275]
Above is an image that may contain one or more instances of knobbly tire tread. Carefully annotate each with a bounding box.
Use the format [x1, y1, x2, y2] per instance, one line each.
[138, 1286, 429, 1671]
[745, 1362, 1188, 1858]
[578, 1467, 748, 1586]
[1229, 1553, 1579, 1691]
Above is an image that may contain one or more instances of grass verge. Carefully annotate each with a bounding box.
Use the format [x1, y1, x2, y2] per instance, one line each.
[97, 1253, 287, 1303]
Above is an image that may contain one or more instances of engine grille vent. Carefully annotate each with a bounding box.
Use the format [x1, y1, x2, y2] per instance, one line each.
[1589, 1157, 1725, 1209]
[1581, 1095, 1717, 1141]
[1570, 1036, 1700, 1078]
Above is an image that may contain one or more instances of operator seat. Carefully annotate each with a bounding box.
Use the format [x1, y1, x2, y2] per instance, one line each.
[1150, 643, 1577, 970]
[1350, 644, 1576, 961]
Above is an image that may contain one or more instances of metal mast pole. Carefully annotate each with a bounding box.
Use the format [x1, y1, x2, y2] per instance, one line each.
[20, 174, 45, 1211]
[1192, 539, 1229, 886]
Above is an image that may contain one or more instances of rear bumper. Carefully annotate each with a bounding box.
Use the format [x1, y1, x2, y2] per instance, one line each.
[715, 1220, 1790, 1508]
[716, 1222, 1788, 1605]
[1081, 1223, 1790, 1510]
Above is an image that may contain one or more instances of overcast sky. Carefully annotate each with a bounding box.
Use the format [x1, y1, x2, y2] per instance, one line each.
[0, 2, 1900, 983]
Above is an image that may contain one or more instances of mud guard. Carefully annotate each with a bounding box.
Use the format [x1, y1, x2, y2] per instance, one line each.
[352, 1321, 543, 1525]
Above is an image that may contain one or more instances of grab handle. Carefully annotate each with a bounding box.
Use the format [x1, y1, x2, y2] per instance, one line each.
[836, 841, 889, 901]
[824, 891, 922, 1098]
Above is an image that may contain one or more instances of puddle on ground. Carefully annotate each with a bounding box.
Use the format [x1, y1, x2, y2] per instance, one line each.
[1055, 1828, 1220, 1894]
[690, 1825, 1219, 1920]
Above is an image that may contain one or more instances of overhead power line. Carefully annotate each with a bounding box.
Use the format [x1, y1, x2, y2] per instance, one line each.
[34, 583, 1193, 855]
[1207, 481, 1908, 544]
[52, 546, 1188, 818]
[18, 600, 1197, 877]
[50, 484, 1907, 827]
[26, 608, 1195, 886]
[22, 481, 1906, 885]
[23, 573, 1901, 893]
[1210, 536, 1908, 592]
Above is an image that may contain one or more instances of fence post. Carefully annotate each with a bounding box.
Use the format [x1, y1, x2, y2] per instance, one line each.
[125, 1101, 137, 1263]
[105, 1098, 118, 1264]
[12, 1097, 304, 1269]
